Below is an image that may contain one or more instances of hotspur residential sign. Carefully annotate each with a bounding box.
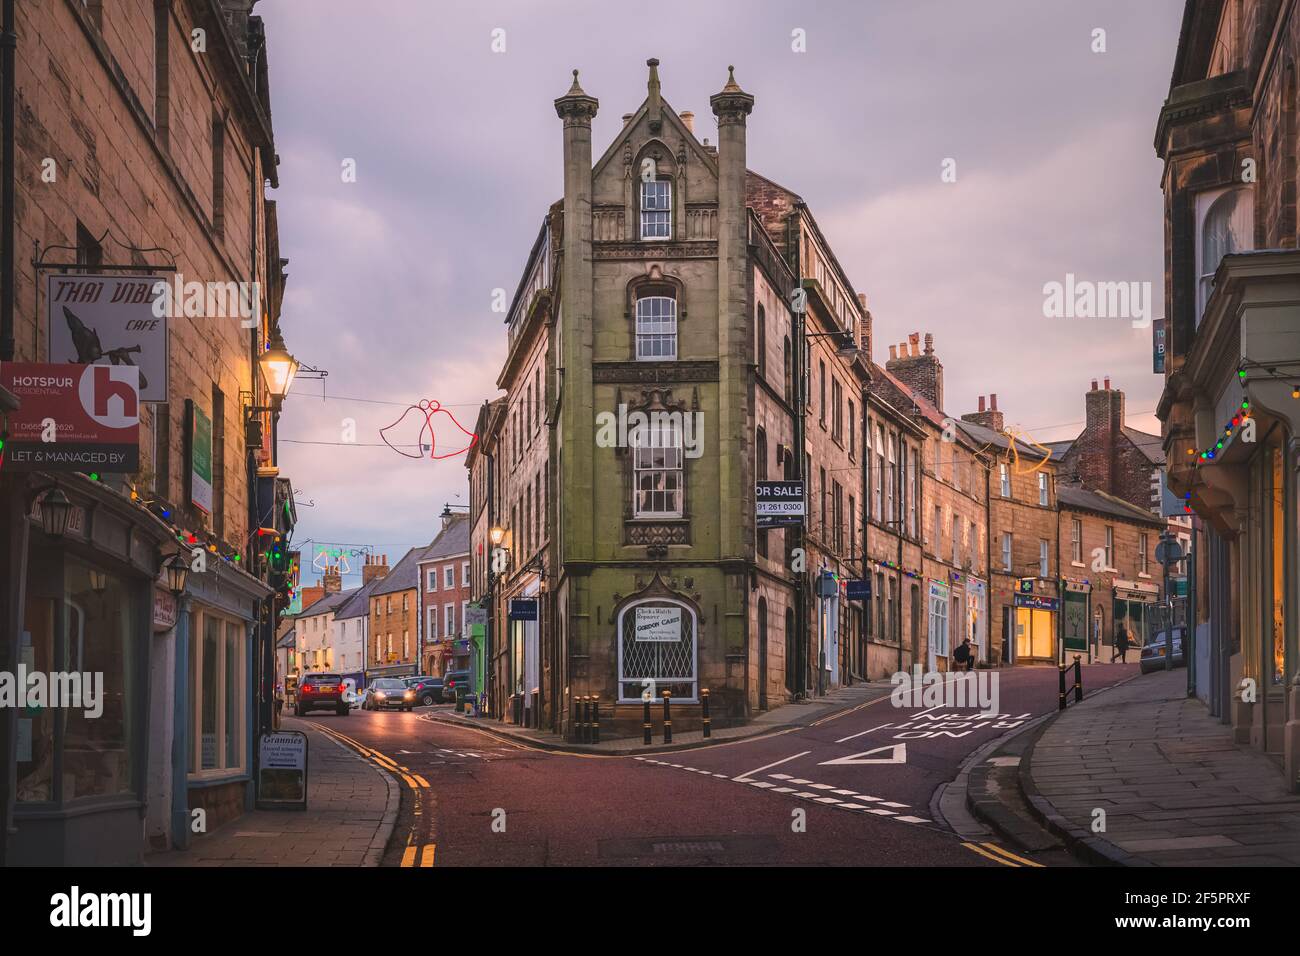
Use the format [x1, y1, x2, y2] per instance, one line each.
[1, 362, 140, 471]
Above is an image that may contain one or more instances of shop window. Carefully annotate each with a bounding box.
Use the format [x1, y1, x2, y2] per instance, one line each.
[617, 599, 697, 702]
[190, 610, 245, 776]
[17, 554, 140, 804]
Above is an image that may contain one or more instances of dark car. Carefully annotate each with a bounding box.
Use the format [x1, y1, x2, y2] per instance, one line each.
[364, 678, 416, 711]
[295, 673, 349, 717]
[405, 676, 444, 706]
[1140, 627, 1186, 674]
[441, 670, 472, 703]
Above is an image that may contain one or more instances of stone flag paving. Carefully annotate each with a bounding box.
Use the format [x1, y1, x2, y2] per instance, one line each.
[147, 723, 398, 867]
[1027, 668, 1300, 866]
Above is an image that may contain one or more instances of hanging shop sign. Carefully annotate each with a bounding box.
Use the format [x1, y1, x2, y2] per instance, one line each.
[256, 731, 308, 810]
[1, 362, 139, 471]
[465, 605, 488, 627]
[634, 606, 681, 642]
[152, 587, 178, 632]
[1014, 594, 1059, 611]
[846, 579, 872, 601]
[186, 399, 213, 514]
[508, 598, 537, 621]
[756, 479, 805, 528]
[46, 273, 169, 403]
[816, 570, 840, 598]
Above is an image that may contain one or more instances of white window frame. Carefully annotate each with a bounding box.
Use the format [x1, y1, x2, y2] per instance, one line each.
[929, 584, 950, 657]
[1105, 526, 1114, 570]
[461, 561, 470, 586]
[1038, 472, 1049, 506]
[616, 598, 698, 703]
[444, 565, 454, 590]
[1039, 539, 1049, 577]
[635, 295, 677, 361]
[1195, 185, 1254, 326]
[188, 608, 246, 780]
[1071, 519, 1082, 564]
[639, 178, 672, 240]
[427, 606, 438, 643]
[1002, 532, 1013, 572]
[632, 416, 684, 517]
[1000, 463, 1010, 498]
[444, 602, 455, 637]
[1139, 534, 1149, 575]
[427, 568, 437, 591]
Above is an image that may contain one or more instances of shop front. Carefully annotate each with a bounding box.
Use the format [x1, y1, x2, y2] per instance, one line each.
[1013, 593, 1059, 663]
[1061, 581, 1092, 662]
[1112, 580, 1158, 650]
[3, 472, 176, 865]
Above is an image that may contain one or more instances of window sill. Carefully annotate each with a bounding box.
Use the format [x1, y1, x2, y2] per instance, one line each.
[1071, 561, 1085, 568]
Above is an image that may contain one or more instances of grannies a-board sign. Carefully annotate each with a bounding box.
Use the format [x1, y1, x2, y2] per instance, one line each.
[46, 274, 169, 403]
[634, 606, 682, 643]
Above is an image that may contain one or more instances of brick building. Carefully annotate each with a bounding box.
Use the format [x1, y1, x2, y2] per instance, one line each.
[1154, 0, 1300, 780]
[0, 0, 297, 864]
[416, 513, 472, 678]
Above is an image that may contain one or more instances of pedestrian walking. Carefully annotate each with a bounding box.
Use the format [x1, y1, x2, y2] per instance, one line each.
[1111, 627, 1131, 663]
[953, 637, 976, 673]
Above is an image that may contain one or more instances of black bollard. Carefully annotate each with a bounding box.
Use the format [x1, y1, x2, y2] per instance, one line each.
[1058, 664, 1067, 711]
[701, 687, 711, 738]
[580, 695, 590, 743]
[573, 697, 581, 741]
[1073, 655, 1083, 703]
[662, 689, 673, 744]
[591, 695, 600, 744]
[643, 696, 652, 745]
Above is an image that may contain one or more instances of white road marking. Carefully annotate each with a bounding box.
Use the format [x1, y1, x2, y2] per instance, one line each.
[835, 722, 894, 744]
[733, 750, 811, 783]
[819, 743, 908, 766]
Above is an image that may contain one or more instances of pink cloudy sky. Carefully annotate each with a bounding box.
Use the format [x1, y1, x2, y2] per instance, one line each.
[257, 0, 1184, 586]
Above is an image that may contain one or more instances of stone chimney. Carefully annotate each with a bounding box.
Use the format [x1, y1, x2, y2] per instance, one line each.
[857, 292, 872, 359]
[679, 111, 695, 135]
[885, 330, 944, 410]
[299, 585, 324, 611]
[322, 563, 342, 594]
[961, 393, 1005, 432]
[362, 552, 390, 586]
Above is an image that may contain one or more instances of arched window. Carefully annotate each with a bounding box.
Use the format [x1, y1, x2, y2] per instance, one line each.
[1196, 186, 1253, 323]
[617, 598, 697, 702]
[756, 303, 767, 379]
[635, 295, 677, 361]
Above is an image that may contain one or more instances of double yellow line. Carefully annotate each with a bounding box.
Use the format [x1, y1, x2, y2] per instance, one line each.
[309, 722, 435, 868]
[960, 841, 1044, 867]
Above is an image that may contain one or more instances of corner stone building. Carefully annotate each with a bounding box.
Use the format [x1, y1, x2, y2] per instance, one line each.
[476, 61, 872, 737]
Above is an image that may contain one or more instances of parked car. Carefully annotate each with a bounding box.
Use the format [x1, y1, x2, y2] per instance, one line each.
[345, 683, 365, 709]
[295, 673, 349, 717]
[365, 678, 416, 711]
[442, 670, 472, 703]
[405, 676, 444, 706]
[1140, 627, 1186, 674]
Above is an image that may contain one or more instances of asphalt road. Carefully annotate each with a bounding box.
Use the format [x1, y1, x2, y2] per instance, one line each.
[293, 663, 1139, 867]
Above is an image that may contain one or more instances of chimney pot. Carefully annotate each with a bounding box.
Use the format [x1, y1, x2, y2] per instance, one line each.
[857, 292, 868, 310]
[1104, 376, 1110, 390]
[888, 344, 898, 361]
[679, 110, 694, 134]
[978, 395, 986, 413]
[923, 332, 934, 355]
[990, 393, 997, 410]
[1091, 379, 1098, 391]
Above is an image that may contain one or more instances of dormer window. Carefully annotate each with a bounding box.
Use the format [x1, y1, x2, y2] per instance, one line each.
[635, 294, 677, 361]
[640, 179, 672, 239]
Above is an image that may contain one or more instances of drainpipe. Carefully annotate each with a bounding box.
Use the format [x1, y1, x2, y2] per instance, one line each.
[1, 0, 17, 362]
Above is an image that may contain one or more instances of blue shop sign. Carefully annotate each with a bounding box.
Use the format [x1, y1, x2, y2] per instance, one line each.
[509, 598, 538, 621]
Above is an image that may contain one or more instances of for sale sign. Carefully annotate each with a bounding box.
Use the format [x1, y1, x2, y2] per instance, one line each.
[756, 479, 805, 528]
[1, 362, 140, 471]
[46, 274, 169, 403]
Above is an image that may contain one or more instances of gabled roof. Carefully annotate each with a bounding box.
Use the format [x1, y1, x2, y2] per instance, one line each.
[335, 575, 383, 620]
[369, 546, 426, 597]
[1058, 485, 1164, 526]
[277, 629, 295, 650]
[956, 419, 1057, 465]
[419, 514, 471, 563]
[1121, 426, 1165, 466]
[297, 589, 354, 619]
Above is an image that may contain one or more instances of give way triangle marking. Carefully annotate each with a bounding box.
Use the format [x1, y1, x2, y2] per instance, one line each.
[818, 743, 907, 766]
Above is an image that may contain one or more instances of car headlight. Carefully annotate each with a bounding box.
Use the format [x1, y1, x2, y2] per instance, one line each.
[375, 692, 386, 698]
[404, 690, 415, 698]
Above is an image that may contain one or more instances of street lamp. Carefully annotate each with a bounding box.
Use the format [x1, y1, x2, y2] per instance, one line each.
[258, 328, 300, 402]
[163, 553, 189, 596]
[88, 568, 108, 593]
[39, 488, 73, 538]
[489, 525, 506, 547]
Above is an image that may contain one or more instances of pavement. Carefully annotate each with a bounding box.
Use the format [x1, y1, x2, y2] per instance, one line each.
[146, 723, 398, 867]
[968, 666, 1300, 866]
[424, 680, 896, 754]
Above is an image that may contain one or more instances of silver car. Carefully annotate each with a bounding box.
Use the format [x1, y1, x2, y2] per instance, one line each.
[1140, 627, 1186, 674]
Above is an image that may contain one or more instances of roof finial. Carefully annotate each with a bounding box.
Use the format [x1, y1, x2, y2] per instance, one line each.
[722, 64, 741, 92]
[566, 68, 585, 96]
[647, 57, 662, 131]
